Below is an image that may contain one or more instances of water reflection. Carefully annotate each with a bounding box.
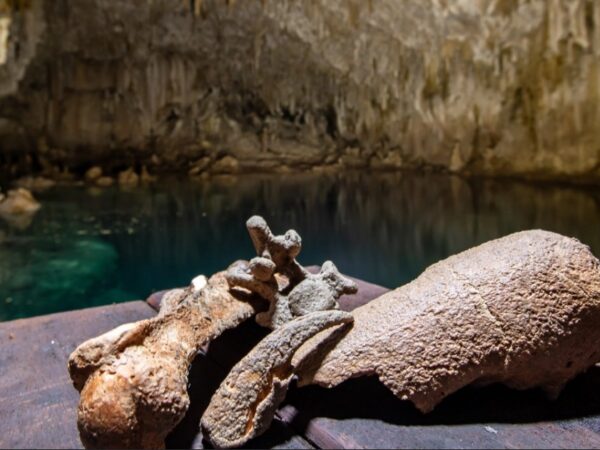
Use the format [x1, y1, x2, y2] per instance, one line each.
[1, 172, 599, 321]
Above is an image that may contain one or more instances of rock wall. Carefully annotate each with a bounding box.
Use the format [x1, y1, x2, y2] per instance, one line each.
[0, 0, 599, 180]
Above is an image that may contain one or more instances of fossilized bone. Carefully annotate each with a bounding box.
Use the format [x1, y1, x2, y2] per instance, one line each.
[226, 215, 358, 329]
[294, 230, 600, 413]
[201, 229, 600, 448]
[201, 310, 354, 448]
[68, 215, 355, 448]
[68, 272, 260, 449]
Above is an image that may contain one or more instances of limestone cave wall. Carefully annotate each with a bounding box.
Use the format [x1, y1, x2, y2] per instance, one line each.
[0, 0, 599, 180]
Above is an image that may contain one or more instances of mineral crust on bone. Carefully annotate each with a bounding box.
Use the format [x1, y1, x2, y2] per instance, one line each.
[294, 230, 600, 414]
[226, 215, 358, 329]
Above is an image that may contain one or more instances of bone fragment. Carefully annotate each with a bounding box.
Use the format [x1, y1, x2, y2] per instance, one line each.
[295, 230, 600, 414]
[68, 271, 260, 449]
[201, 310, 354, 448]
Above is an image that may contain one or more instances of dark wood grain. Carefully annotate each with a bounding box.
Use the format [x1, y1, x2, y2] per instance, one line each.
[4, 269, 600, 449]
[0, 301, 156, 449]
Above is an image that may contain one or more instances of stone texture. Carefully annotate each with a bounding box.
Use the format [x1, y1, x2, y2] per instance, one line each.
[295, 230, 600, 414]
[84, 166, 102, 182]
[0, 1, 599, 180]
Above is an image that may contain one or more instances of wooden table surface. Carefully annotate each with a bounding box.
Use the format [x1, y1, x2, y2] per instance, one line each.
[2, 271, 600, 449]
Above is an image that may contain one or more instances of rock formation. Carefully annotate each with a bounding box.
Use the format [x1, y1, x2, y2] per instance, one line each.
[0, 1, 598, 181]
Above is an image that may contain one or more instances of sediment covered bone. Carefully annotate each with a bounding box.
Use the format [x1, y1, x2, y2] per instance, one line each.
[201, 310, 354, 448]
[226, 215, 358, 329]
[68, 272, 260, 449]
[295, 230, 600, 414]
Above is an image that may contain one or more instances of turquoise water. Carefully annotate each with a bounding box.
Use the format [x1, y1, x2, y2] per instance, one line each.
[1, 172, 599, 321]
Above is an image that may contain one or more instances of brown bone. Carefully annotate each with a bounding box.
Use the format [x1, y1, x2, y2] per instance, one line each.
[294, 230, 600, 413]
[226, 216, 358, 329]
[201, 310, 354, 448]
[68, 272, 260, 449]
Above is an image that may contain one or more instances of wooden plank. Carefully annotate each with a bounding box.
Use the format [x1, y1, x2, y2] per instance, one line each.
[278, 370, 600, 449]
[0, 301, 155, 449]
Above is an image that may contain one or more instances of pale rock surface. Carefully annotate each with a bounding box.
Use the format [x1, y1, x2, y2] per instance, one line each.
[84, 166, 102, 182]
[0, 1, 598, 180]
[117, 168, 139, 186]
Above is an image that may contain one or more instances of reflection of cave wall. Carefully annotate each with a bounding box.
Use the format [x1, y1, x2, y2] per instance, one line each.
[0, 1, 600, 180]
[2, 171, 600, 319]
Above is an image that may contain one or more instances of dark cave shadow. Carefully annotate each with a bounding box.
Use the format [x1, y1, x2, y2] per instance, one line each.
[283, 366, 600, 431]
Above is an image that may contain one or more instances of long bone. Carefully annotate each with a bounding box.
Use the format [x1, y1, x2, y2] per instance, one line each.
[68, 272, 260, 449]
[295, 230, 600, 413]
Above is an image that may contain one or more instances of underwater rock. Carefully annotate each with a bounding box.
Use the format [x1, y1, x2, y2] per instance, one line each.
[0, 238, 120, 320]
[84, 166, 103, 182]
[14, 176, 55, 191]
[0, 188, 40, 215]
[69, 272, 260, 449]
[295, 230, 600, 414]
[117, 168, 139, 186]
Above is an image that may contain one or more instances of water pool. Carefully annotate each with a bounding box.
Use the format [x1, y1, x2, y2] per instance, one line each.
[1, 172, 599, 321]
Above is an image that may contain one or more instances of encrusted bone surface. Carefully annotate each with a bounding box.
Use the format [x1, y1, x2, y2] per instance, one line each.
[295, 230, 600, 413]
[68, 272, 259, 449]
[226, 216, 358, 329]
[201, 310, 354, 448]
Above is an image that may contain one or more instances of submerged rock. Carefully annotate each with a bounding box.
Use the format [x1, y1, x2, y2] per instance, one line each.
[14, 176, 55, 191]
[0, 188, 40, 215]
[118, 168, 139, 186]
[84, 166, 103, 182]
[0, 238, 121, 320]
[95, 176, 114, 187]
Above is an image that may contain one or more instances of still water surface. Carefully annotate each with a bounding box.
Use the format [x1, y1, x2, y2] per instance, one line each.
[1, 172, 599, 321]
